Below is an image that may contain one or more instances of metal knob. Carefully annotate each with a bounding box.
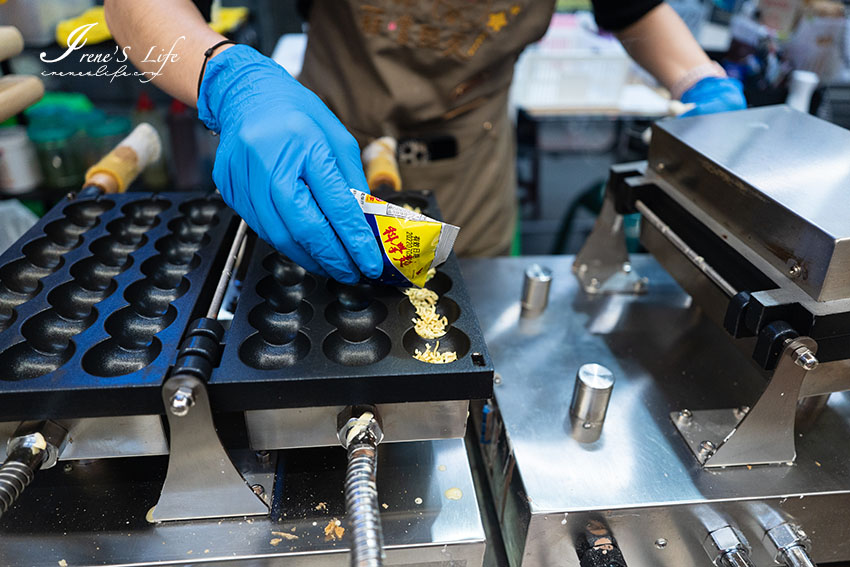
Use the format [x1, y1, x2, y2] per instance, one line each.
[521, 264, 552, 317]
[571, 363, 615, 427]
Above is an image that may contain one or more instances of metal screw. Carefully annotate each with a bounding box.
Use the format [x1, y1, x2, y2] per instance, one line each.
[793, 348, 818, 371]
[788, 263, 802, 279]
[655, 538, 668, 550]
[251, 484, 265, 496]
[698, 440, 717, 461]
[678, 409, 693, 424]
[622, 263, 632, 274]
[62, 463, 73, 474]
[169, 386, 195, 417]
[493, 373, 502, 385]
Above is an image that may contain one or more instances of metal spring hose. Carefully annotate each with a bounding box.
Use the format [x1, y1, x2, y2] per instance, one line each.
[345, 432, 384, 567]
[0, 441, 45, 519]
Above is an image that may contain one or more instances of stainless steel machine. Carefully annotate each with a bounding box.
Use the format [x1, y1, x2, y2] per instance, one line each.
[468, 106, 850, 567]
[0, 187, 491, 566]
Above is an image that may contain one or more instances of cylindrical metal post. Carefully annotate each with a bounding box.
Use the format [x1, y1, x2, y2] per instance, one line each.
[521, 264, 552, 317]
[571, 363, 615, 426]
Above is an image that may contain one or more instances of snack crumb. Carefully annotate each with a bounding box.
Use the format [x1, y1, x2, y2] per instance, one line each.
[382, 503, 389, 510]
[58, 561, 68, 567]
[270, 538, 283, 547]
[324, 518, 345, 541]
[315, 502, 328, 511]
[272, 531, 299, 541]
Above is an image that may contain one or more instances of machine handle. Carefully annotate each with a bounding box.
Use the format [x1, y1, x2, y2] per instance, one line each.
[84, 122, 163, 194]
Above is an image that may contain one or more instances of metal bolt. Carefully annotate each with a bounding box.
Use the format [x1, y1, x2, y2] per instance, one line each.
[251, 484, 265, 496]
[788, 263, 802, 279]
[255, 450, 270, 465]
[62, 463, 73, 474]
[169, 386, 195, 417]
[794, 348, 818, 371]
[622, 263, 632, 274]
[698, 440, 717, 461]
[655, 538, 668, 550]
[678, 409, 693, 424]
[493, 373, 502, 385]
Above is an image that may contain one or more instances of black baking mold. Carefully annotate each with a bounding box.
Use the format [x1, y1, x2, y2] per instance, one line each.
[0, 193, 236, 420]
[208, 190, 494, 411]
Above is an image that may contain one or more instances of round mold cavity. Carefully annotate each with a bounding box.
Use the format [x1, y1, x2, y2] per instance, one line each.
[248, 302, 312, 345]
[327, 280, 382, 312]
[105, 305, 178, 349]
[424, 271, 452, 295]
[256, 276, 314, 313]
[179, 199, 223, 225]
[0, 305, 17, 333]
[403, 326, 470, 362]
[63, 199, 114, 227]
[106, 216, 158, 246]
[44, 219, 85, 248]
[263, 254, 311, 287]
[156, 233, 205, 265]
[121, 199, 169, 224]
[325, 300, 388, 342]
[385, 193, 430, 213]
[398, 295, 460, 329]
[82, 337, 163, 377]
[240, 331, 310, 370]
[140, 256, 196, 292]
[70, 257, 125, 293]
[48, 281, 113, 320]
[323, 329, 391, 366]
[22, 238, 66, 269]
[124, 280, 185, 317]
[89, 236, 137, 268]
[0, 341, 75, 381]
[21, 308, 95, 355]
[0, 259, 46, 295]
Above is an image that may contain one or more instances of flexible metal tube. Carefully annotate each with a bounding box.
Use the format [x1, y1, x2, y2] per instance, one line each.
[345, 438, 384, 567]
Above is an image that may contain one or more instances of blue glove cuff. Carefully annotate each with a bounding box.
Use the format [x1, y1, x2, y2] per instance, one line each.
[198, 44, 298, 134]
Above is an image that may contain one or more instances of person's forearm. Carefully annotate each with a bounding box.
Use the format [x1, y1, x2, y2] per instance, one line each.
[615, 3, 711, 92]
[104, 0, 231, 105]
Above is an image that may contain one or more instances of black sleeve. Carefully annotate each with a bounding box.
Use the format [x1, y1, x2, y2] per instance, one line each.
[191, 0, 213, 22]
[591, 0, 663, 31]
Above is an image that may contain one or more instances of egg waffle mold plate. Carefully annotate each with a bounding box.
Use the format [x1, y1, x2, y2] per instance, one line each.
[0, 192, 237, 420]
[209, 191, 494, 411]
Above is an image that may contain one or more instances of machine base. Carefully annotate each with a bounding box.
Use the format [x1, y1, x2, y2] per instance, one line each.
[464, 255, 850, 567]
[0, 439, 485, 566]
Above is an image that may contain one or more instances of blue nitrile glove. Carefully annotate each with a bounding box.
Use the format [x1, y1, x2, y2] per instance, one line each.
[198, 45, 382, 284]
[680, 77, 747, 117]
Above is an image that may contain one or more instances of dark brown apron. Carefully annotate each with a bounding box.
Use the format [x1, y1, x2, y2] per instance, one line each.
[299, 0, 555, 256]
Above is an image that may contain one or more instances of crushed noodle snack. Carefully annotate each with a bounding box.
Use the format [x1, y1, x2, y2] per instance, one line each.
[404, 287, 447, 339]
[413, 341, 458, 364]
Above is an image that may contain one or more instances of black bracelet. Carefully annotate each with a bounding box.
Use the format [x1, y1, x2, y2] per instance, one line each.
[197, 39, 237, 99]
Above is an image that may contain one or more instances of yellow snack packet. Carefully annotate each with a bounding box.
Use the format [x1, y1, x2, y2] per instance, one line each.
[351, 189, 459, 287]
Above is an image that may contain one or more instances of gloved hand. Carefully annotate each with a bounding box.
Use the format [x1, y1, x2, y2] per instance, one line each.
[680, 76, 747, 117]
[198, 45, 382, 284]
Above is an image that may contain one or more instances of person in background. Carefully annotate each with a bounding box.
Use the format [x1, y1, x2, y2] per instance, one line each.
[104, 1, 745, 284]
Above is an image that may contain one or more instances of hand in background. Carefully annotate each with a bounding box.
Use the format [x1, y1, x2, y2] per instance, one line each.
[680, 77, 747, 117]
